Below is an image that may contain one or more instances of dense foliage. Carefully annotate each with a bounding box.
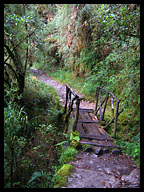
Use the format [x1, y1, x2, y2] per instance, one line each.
[4, 4, 140, 188]
[35, 4, 140, 164]
[4, 74, 66, 188]
[4, 4, 47, 98]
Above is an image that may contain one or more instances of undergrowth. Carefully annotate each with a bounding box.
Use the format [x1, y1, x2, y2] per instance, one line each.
[53, 130, 80, 188]
[4, 72, 66, 188]
[116, 132, 140, 167]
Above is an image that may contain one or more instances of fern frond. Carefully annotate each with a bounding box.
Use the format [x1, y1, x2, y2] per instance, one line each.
[28, 171, 47, 184]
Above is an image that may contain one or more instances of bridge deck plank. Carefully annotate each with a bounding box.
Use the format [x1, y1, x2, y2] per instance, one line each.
[66, 84, 120, 149]
[72, 109, 118, 148]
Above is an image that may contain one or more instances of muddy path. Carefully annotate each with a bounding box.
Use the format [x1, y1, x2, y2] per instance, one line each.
[29, 67, 140, 188]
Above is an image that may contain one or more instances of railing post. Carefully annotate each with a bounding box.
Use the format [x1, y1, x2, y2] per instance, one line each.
[111, 98, 114, 121]
[65, 96, 77, 124]
[101, 92, 109, 121]
[64, 85, 69, 113]
[68, 91, 71, 111]
[95, 87, 99, 115]
[99, 88, 102, 121]
[73, 98, 80, 131]
[113, 100, 119, 138]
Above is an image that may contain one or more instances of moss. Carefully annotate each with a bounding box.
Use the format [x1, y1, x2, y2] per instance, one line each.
[81, 144, 91, 151]
[59, 146, 78, 164]
[54, 176, 67, 188]
[54, 164, 74, 188]
[57, 164, 74, 176]
[70, 130, 80, 137]
[54, 129, 80, 187]
[70, 140, 79, 148]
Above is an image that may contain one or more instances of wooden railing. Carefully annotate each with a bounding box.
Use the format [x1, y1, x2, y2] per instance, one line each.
[64, 84, 123, 138]
[95, 86, 123, 138]
[64, 84, 82, 132]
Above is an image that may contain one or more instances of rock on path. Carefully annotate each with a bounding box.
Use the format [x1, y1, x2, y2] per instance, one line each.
[65, 151, 140, 188]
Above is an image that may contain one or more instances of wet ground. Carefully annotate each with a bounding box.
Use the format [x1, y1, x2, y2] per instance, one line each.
[29, 67, 140, 188]
[65, 151, 139, 188]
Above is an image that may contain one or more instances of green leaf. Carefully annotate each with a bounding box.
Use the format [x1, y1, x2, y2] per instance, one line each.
[55, 140, 67, 146]
[28, 171, 47, 184]
[33, 145, 41, 150]
[70, 131, 80, 141]
[72, 136, 80, 142]
[137, 96, 140, 104]
[70, 132, 73, 141]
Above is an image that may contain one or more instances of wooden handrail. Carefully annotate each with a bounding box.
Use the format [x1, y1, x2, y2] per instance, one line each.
[64, 84, 81, 132]
[65, 83, 79, 97]
[97, 86, 119, 102]
[64, 84, 123, 138]
[95, 86, 123, 138]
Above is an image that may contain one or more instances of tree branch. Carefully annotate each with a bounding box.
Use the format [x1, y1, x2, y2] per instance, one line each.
[4, 30, 35, 63]
[4, 44, 18, 66]
[4, 62, 19, 79]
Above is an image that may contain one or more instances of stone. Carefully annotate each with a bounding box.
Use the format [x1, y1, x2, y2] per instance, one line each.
[111, 180, 121, 188]
[66, 168, 117, 188]
[91, 154, 98, 158]
[121, 168, 140, 184]
[118, 166, 130, 175]
[98, 168, 103, 171]
[103, 168, 112, 175]
[112, 149, 121, 155]
[89, 160, 94, 164]
[128, 184, 140, 188]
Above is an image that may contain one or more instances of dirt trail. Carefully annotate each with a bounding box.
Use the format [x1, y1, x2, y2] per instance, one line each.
[30, 67, 95, 109]
[29, 67, 140, 188]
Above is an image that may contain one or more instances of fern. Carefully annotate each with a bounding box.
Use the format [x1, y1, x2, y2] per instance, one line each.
[28, 171, 47, 184]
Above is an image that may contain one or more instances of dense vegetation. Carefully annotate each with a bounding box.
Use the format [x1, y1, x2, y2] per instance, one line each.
[4, 4, 140, 188]
[34, 4, 140, 164]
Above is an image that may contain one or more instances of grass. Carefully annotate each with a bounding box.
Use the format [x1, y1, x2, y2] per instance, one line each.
[46, 68, 96, 101]
[23, 73, 62, 124]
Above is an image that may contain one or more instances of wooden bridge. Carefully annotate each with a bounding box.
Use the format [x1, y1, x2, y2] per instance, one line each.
[64, 84, 123, 149]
